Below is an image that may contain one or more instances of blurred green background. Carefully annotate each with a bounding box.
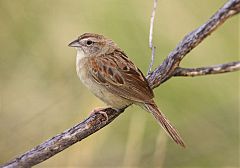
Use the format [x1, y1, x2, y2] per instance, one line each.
[0, 0, 239, 167]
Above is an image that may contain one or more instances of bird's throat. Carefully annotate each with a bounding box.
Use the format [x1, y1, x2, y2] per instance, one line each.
[76, 48, 86, 60]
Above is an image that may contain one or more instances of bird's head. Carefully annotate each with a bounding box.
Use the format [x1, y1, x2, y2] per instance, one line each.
[68, 33, 116, 57]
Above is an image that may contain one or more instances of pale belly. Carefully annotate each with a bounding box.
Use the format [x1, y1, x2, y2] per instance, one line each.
[76, 56, 131, 109]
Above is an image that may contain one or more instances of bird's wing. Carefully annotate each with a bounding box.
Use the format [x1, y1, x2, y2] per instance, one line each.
[88, 49, 154, 103]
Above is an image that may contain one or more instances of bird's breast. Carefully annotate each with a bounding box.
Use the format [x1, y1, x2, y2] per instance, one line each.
[76, 56, 131, 109]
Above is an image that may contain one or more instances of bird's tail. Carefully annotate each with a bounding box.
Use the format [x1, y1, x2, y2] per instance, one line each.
[144, 102, 185, 147]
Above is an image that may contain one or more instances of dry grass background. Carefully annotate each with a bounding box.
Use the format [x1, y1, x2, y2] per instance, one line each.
[0, 0, 239, 167]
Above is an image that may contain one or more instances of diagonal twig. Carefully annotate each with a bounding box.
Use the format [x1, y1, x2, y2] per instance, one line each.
[173, 61, 240, 77]
[2, 108, 125, 168]
[147, 0, 240, 87]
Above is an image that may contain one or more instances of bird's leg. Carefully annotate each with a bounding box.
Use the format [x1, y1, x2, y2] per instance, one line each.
[89, 107, 109, 122]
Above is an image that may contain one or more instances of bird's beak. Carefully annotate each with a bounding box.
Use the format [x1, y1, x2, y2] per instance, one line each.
[68, 39, 80, 47]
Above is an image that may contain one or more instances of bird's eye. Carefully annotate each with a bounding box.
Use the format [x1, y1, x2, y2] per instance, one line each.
[86, 40, 93, 45]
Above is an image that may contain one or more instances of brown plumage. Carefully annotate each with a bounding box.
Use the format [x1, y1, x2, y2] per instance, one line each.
[69, 33, 185, 147]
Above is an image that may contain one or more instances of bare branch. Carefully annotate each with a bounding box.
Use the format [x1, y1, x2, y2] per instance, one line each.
[149, 0, 158, 49]
[148, 46, 156, 75]
[2, 108, 125, 168]
[147, 0, 240, 88]
[2, 0, 240, 167]
[173, 61, 240, 77]
[148, 0, 158, 75]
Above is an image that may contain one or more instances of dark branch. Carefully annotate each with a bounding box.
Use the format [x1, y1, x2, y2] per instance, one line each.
[2, 0, 240, 167]
[173, 61, 240, 77]
[147, 0, 240, 87]
[2, 108, 125, 168]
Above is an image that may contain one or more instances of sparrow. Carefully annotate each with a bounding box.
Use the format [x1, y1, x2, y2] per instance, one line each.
[69, 33, 185, 147]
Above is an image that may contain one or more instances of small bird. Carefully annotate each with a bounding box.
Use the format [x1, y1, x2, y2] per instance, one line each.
[69, 33, 185, 147]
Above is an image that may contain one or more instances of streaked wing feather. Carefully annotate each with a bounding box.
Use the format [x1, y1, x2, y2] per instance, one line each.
[88, 49, 154, 103]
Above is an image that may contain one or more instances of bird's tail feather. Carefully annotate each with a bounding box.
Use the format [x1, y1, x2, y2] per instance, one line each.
[144, 102, 186, 147]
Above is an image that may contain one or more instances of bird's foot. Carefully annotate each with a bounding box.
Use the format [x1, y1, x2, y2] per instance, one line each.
[90, 107, 109, 122]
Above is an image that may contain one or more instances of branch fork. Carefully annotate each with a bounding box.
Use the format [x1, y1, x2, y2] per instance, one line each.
[2, 0, 240, 167]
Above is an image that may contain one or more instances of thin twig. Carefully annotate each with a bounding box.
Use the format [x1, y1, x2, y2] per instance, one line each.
[2, 0, 240, 167]
[148, 0, 158, 75]
[147, 0, 240, 88]
[173, 61, 240, 77]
